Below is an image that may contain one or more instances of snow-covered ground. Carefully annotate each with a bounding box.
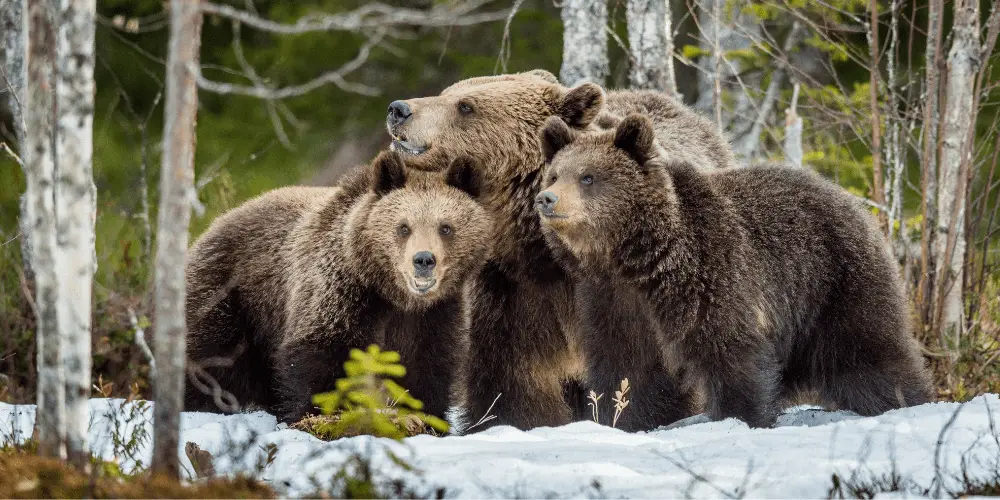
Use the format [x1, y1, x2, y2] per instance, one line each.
[3, 395, 1000, 498]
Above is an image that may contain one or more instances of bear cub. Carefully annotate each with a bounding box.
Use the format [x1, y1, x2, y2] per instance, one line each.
[535, 114, 933, 428]
[184, 151, 492, 424]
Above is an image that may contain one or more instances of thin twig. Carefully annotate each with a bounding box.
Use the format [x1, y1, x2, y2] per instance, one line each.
[465, 393, 502, 431]
[129, 308, 156, 379]
[1, 142, 23, 166]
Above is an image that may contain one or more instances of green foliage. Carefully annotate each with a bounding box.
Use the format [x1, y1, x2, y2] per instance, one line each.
[301, 345, 449, 441]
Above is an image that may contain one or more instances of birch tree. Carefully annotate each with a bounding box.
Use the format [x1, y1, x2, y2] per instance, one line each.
[153, 0, 203, 477]
[24, 0, 65, 459]
[626, 0, 668, 91]
[55, 0, 96, 469]
[692, 0, 758, 121]
[560, 0, 608, 86]
[933, 0, 980, 346]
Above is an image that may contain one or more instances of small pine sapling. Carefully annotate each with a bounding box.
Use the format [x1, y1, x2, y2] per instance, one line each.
[300, 345, 449, 440]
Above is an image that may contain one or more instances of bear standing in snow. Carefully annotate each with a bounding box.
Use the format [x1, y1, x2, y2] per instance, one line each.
[183, 151, 492, 423]
[536, 114, 933, 428]
[385, 69, 728, 430]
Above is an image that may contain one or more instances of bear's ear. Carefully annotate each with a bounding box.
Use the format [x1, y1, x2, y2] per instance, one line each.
[614, 114, 657, 166]
[445, 155, 483, 199]
[522, 69, 560, 84]
[557, 83, 604, 128]
[540, 116, 576, 163]
[371, 151, 407, 196]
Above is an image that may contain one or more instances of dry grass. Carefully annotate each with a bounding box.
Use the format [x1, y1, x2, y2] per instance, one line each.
[0, 453, 274, 499]
[292, 410, 444, 441]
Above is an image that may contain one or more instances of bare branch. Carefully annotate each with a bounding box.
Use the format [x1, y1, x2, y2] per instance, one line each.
[1, 141, 22, 166]
[129, 308, 156, 379]
[197, 31, 384, 99]
[200, 1, 509, 34]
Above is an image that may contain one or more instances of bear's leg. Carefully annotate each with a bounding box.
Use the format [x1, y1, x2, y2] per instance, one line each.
[185, 288, 273, 413]
[812, 292, 933, 415]
[273, 333, 359, 424]
[395, 298, 466, 421]
[577, 278, 696, 431]
[463, 264, 574, 431]
[704, 346, 782, 428]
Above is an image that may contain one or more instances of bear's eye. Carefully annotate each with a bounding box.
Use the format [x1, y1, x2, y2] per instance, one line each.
[549, 174, 557, 184]
[457, 101, 474, 115]
[580, 174, 594, 186]
[397, 224, 410, 237]
[439, 224, 453, 236]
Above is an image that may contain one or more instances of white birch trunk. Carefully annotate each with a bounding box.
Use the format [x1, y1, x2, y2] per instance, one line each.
[153, 0, 203, 478]
[559, 0, 608, 86]
[663, 0, 678, 98]
[55, 0, 95, 469]
[934, 0, 980, 344]
[24, 0, 65, 459]
[693, 0, 759, 125]
[627, 0, 668, 91]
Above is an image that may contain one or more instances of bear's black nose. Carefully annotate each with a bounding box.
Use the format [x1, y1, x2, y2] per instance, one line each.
[535, 191, 559, 213]
[413, 251, 436, 275]
[387, 100, 412, 128]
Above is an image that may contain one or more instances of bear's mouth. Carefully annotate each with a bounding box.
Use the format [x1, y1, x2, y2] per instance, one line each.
[407, 276, 438, 295]
[388, 131, 429, 156]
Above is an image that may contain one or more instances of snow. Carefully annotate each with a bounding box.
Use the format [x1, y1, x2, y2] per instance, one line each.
[3, 395, 1000, 497]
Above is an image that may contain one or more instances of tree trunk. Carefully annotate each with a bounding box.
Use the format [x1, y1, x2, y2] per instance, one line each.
[152, 0, 203, 478]
[559, 0, 608, 86]
[55, 0, 96, 470]
[626, 0, 668, 91]
[25, 0, 65, 459]
[867, 0, 886, 232]
[2, 0, 31, 279]
[917, 0, 943, 327]
[784, 83, 803, 168]
[693, 0, 759, 126]
[933, 0, 980, 348]
[663, 0, 678, 98]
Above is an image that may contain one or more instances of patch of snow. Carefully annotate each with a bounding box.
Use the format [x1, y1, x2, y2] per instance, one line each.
[2, 396, 999, 497]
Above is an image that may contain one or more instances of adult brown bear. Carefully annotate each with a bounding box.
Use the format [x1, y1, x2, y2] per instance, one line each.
[384, 70, 728, 430]
[183, 152, 492, 424]
[536, 114, 933, 428]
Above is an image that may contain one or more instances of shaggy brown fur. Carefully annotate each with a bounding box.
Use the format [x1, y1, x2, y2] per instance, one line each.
[385, 69, 708, 430]
[536, 114, 933, 428]
[184, 152, 492, 424]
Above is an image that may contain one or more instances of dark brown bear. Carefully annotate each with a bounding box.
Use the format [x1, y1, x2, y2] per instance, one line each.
[183, 151, 492, 424]
[536, 114, 933, 428]
[385, 69, 712, 430]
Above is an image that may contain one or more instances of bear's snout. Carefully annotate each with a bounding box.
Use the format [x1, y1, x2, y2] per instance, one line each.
[412, 250, 437, 277]
[535, 191, 560, 217]
[387, 100, 412, 129]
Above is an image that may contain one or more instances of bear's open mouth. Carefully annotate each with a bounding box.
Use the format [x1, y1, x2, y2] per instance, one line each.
[407, 276, 438, 295]
[389, 133, 429, 156]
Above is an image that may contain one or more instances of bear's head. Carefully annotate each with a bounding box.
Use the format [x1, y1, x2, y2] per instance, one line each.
[384, 70, 605, 175]
[534, 114, 677, 261]
[348, 151, 493, 306]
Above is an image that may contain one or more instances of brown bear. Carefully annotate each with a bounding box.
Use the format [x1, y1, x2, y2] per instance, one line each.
[384, 69, 718, 430]
[183, 151, 492, 424]
[535, 113, 934, 428]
